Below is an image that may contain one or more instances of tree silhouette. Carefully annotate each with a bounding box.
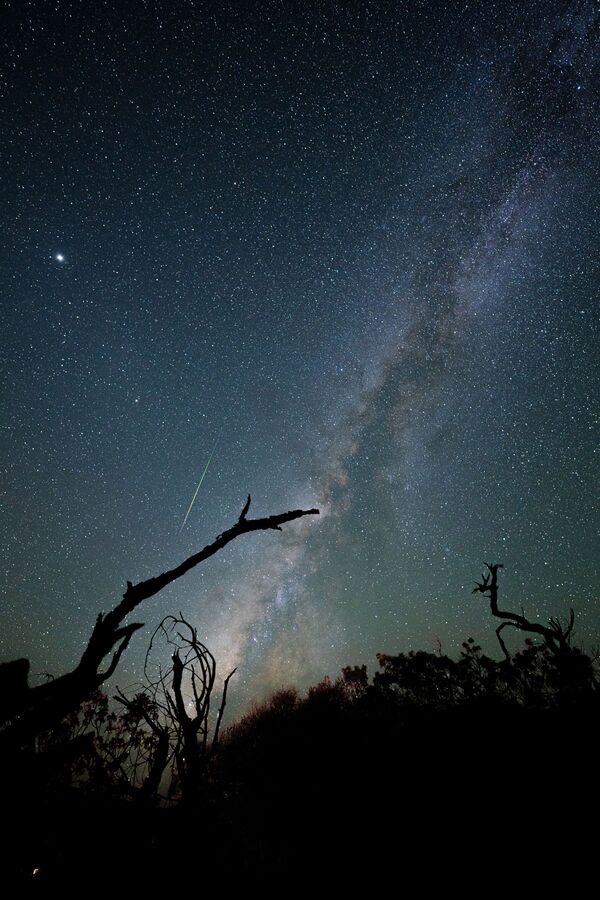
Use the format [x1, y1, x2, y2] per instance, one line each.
[115, 613, 235, 805]
[473, 561, 597, 701]
[108, 689, 171, 805]
[3, 551, 598, 887]
[0, 495, 318, 752]
[473, 562, 575, 658]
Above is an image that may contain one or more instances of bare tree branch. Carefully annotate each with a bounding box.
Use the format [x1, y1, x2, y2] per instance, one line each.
[212, 667, 237, 754]
[110, 495, 318, 626]
[473, 562, 576, 659]
[127, 613, 236, 803]
[0, 495, 318, 749]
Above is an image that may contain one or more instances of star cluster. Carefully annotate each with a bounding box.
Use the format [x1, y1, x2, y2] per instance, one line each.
[1, 1, 599, 707]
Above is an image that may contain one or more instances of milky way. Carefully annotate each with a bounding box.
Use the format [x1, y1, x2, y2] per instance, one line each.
[1, 1, 599, 710]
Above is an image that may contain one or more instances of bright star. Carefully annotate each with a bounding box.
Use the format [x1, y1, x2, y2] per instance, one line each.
[55, 253, 65, 263]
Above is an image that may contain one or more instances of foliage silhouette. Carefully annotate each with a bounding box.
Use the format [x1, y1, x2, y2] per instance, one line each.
[2, 557, 597, 888]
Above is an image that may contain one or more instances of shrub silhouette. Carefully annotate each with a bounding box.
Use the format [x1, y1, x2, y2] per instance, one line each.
[3, 558, 597, 887]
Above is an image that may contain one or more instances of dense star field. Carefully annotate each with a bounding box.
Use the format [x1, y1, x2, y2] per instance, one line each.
[1, 0, 599, 709]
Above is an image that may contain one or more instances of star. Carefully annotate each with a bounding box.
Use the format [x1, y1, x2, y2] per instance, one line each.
[1, 0, 598, 712]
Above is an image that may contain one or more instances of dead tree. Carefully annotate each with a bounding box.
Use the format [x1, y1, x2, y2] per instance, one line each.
[0, 496, 318, 751]
[116, 614, 236, 805]
[472, 562, 575, 661]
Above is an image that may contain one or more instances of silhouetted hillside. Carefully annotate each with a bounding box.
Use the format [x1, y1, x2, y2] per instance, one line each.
[6, 634, 596, 888]
[209, 640, 597, 880]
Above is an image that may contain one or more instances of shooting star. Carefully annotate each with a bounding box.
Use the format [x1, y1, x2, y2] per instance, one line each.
[179, 430, 221, 532]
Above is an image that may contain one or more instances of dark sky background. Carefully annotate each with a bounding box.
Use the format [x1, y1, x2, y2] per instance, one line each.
[2, 0, 599, 709]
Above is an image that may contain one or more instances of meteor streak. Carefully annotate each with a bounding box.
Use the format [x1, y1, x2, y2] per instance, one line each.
[179, 431, 221, 531]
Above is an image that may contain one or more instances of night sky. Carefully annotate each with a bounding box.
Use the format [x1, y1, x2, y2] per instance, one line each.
[2, 0, 599, 709]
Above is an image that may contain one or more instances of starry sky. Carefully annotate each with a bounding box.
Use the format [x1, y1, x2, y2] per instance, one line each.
[2, 0, 599, 708]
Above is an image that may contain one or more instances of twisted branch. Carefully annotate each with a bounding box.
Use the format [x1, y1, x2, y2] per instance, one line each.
[472, 563, 575, 660]
[0, 495, 319, 749]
